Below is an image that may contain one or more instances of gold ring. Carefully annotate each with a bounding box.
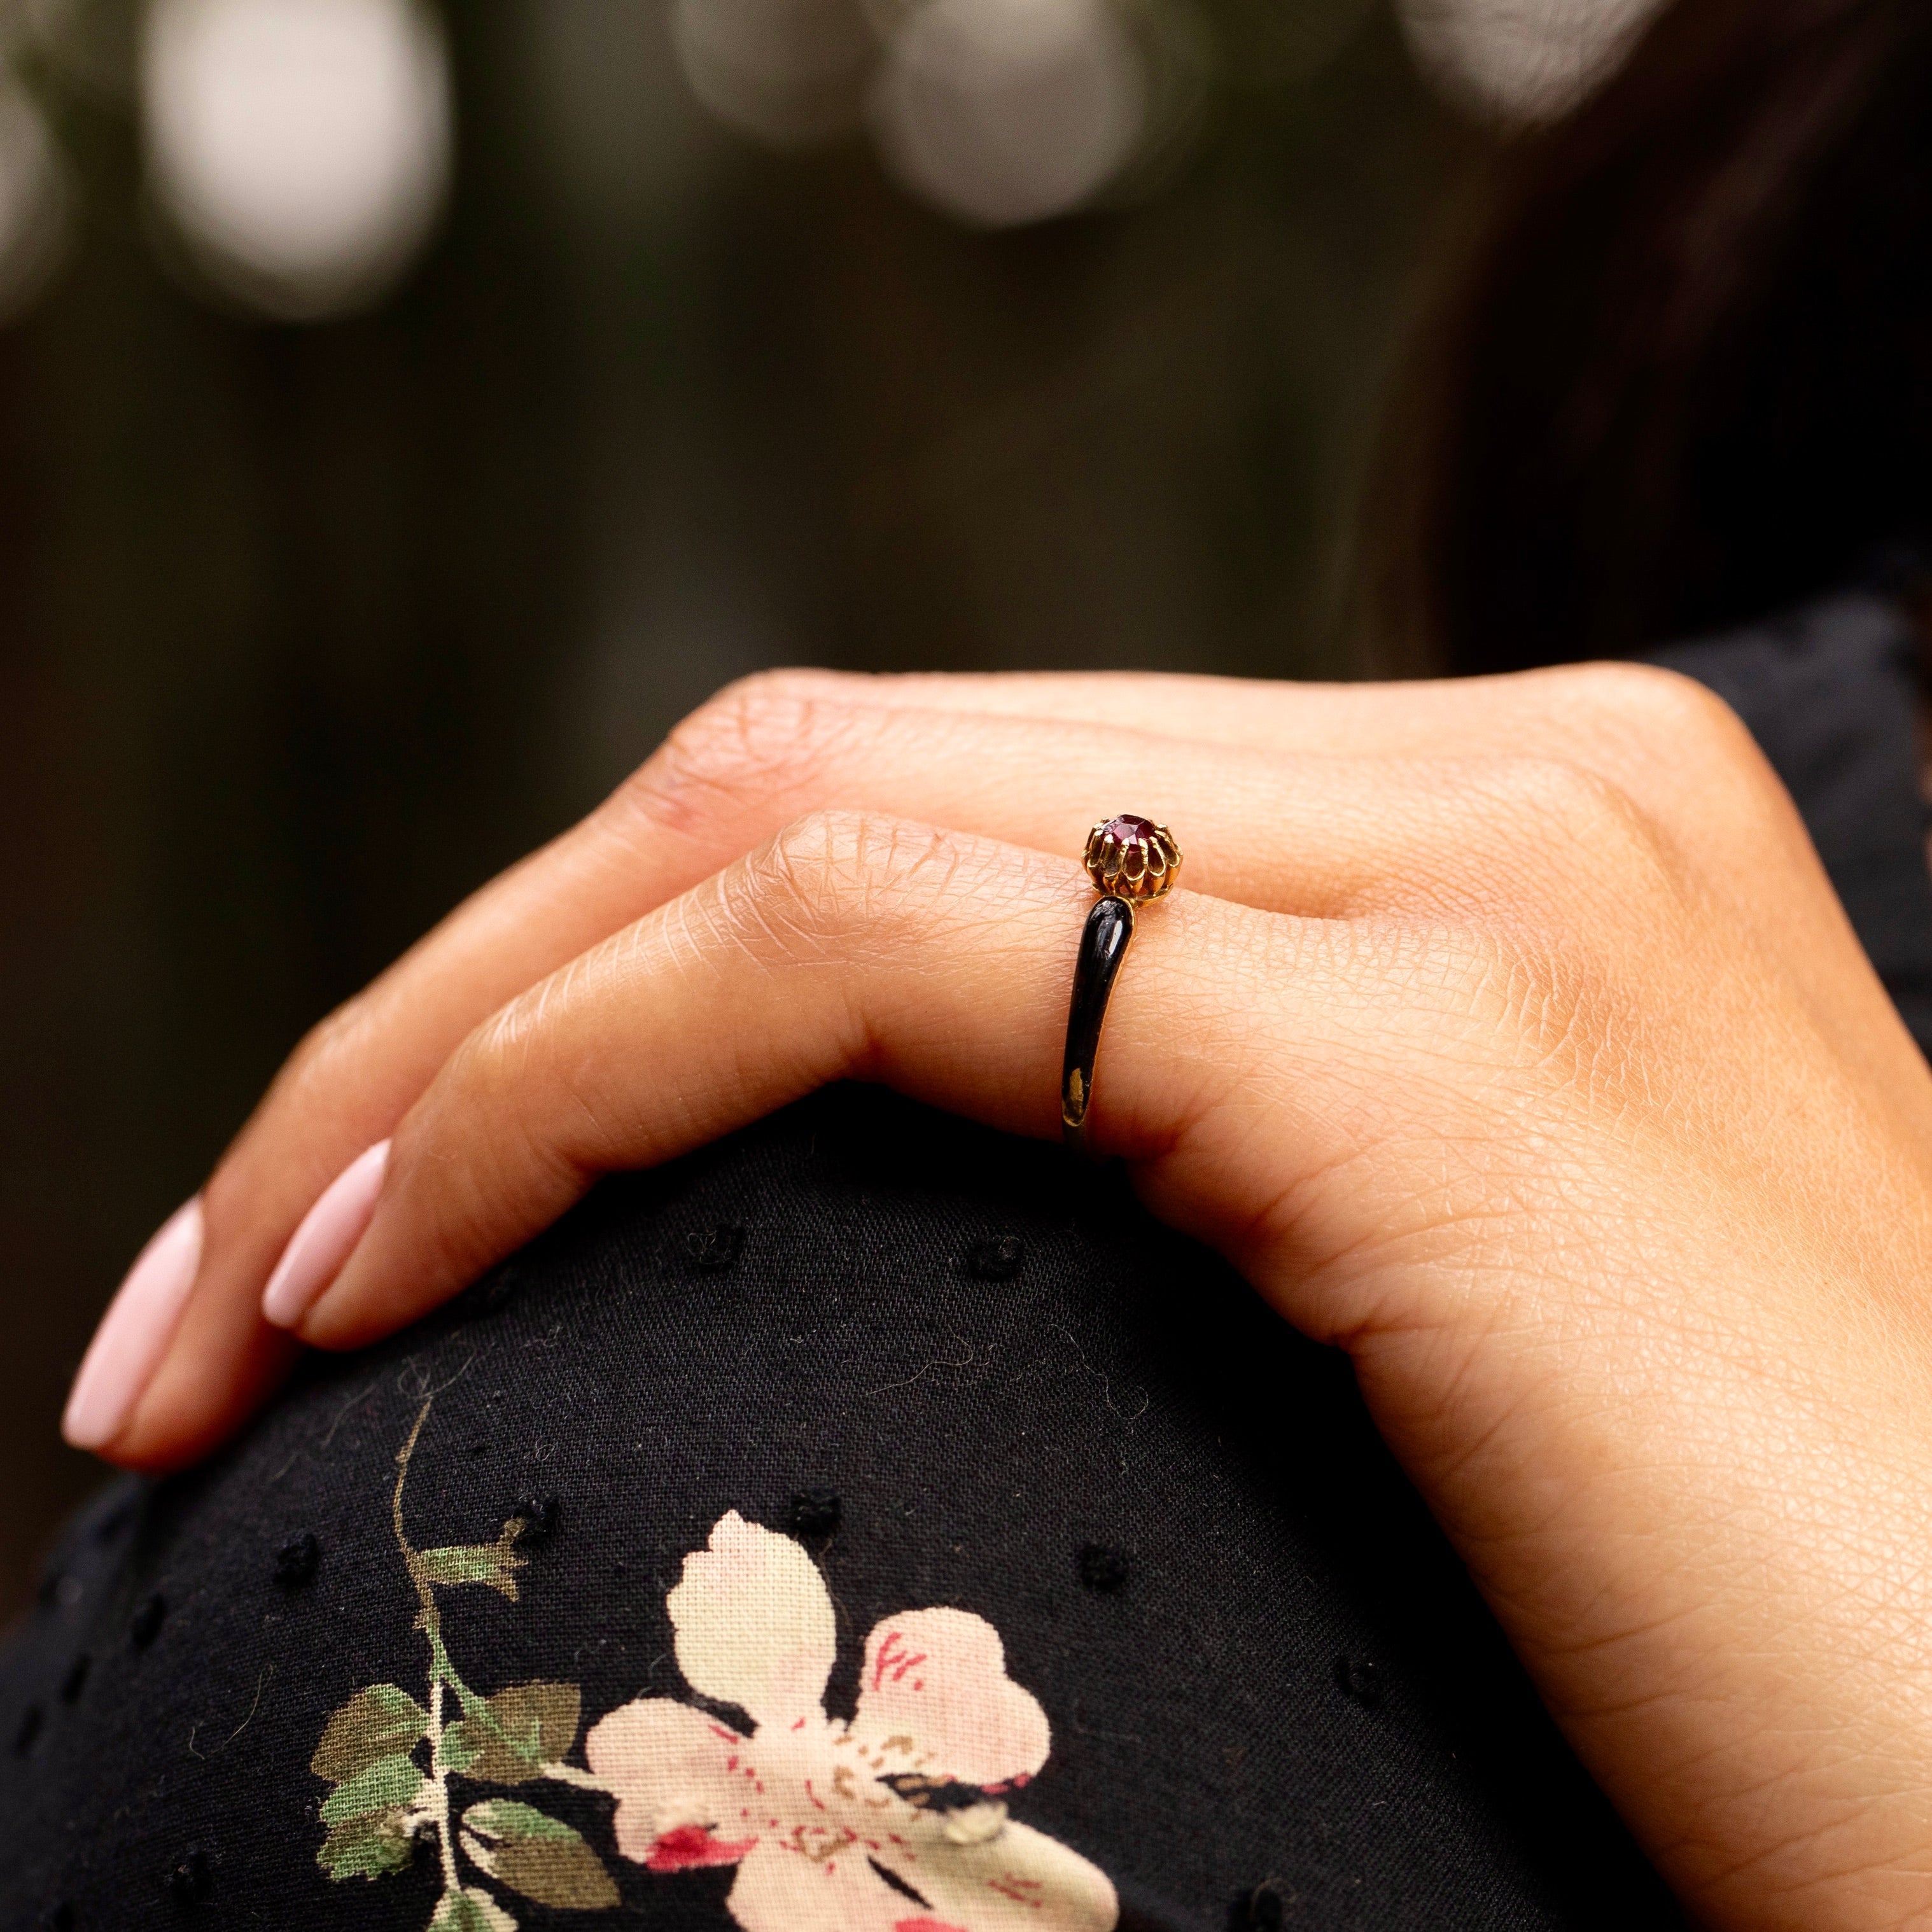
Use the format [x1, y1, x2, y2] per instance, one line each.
[1062, 816, 1182, 1156]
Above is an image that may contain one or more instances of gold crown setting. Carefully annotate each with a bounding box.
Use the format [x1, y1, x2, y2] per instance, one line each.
[1082, 815, 1182, 902]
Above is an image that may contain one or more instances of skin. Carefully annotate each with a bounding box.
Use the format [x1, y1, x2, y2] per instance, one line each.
[74, 663, 1932, 1929]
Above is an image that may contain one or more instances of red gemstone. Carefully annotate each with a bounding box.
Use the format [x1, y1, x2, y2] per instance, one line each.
[1100, 815, 1156, 846]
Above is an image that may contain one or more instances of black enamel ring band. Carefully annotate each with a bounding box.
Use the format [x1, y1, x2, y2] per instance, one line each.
[1061, 815, 1182, 1156]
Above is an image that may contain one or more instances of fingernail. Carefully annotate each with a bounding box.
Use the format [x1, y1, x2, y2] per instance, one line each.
[261, 1140, 391, 1329]
[63, 1197, 206, 1451]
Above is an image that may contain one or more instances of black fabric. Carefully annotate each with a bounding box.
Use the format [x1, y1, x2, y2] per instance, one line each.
[0, 1089, 1682, 1929]
[1651, 589, 1932, 1051]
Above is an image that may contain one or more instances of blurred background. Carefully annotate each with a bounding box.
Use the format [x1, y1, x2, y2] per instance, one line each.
[0, 0, 1662, 1615]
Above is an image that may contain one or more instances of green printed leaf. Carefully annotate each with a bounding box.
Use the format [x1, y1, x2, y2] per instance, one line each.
[418, 1547, 513, 1589]
[321, 1751, 428, 1824]
[317, 1807, 416, 1881]
[429, 1887, 518, 1932]
[411, 1522, 525, 1599]
[461, 1800, 620, 1910]
[440, 1681, 581, 1785]
[418, 1522, 528, 1600]
[312, 1684, 430, 1781]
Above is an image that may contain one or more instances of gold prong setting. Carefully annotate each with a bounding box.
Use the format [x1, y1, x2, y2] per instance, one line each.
[1082, 815, 1182, 902]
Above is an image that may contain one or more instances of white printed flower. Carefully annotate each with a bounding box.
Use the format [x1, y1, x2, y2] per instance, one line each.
[586, 1511, 1117, 1932]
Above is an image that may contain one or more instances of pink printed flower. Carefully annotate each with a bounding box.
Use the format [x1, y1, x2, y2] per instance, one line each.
[586, 1512, 1118, 1932]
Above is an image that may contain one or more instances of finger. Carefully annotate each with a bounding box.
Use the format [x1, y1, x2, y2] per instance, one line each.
[764, 658, 1742, 779]
[287, 813, 1352, 1352]
[99, 690, 1668, 1462]
[742, 668, 1927, 1106]
[599, 673, 1930, 1131]
[207, 652, 1810, 1291]
[96, 729, 1552, 1469]
[285, 801, 1795, 1361]
[769, 662, 1893, 967]
[95, 684, 1522, 1469]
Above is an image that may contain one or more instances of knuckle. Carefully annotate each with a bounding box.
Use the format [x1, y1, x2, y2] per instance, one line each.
[1485, 752, 1645, 839]
[1557, 659, 1763, 774]
[439, 972, 611, 1168]
[708, 809, 971, 960]
[610, 673, 872, 839]
[763, 808, 928, 925]
[619, 678, 810, 826]
[1476, 754, 1685, 904]
[1546, 661, 1799, 860]
[255, 996, 377, 1122]
[1600, 657, 1737, 733]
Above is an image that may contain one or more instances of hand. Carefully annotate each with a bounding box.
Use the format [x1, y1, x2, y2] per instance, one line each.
[63, 664, 1932, 1929]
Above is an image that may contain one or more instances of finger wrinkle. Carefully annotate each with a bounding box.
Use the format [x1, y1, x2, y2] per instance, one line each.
[743, 811, 1072, 955]
[616, 681, 881, 844]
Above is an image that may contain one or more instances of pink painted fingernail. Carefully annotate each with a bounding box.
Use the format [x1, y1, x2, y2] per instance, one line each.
[63, 1196, 206, 1451]
[261, 1140, 391, 1329]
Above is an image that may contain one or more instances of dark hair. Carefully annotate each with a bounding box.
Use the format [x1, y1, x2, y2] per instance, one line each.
[1374, 0, 1932, 676]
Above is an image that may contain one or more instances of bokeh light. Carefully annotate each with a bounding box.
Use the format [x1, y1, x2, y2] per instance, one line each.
[671, 0, 877, 148]
[869, 0, 1147, 228]
[141, 0, 451, 320]
[1399, 0, 1667, 123]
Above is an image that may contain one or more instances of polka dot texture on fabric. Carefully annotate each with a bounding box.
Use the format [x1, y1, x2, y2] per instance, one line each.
[0, 1088, 1681, 1929]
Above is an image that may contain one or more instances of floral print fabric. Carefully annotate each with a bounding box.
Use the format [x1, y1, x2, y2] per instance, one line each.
[309, 1403, 1117, 1932]
[588, 1511, 1117, 1932]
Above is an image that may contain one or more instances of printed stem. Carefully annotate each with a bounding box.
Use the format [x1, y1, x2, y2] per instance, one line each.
[391, 1398, 433, 1595]
[389, 1394, 612, 1903]
[429, 1673, 460, 1893]
[394, 1400, 463, 1893]
[426, 1625, 488, 1718]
